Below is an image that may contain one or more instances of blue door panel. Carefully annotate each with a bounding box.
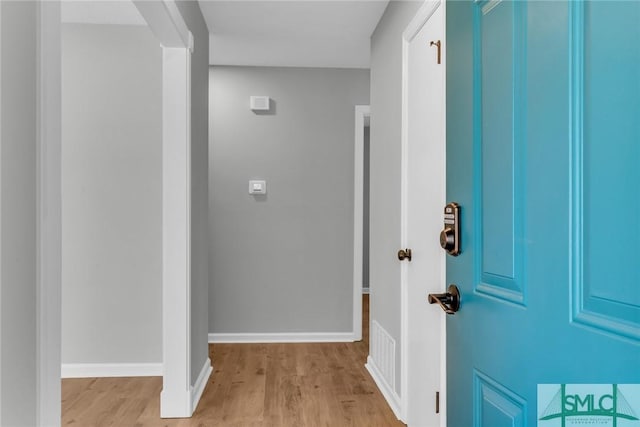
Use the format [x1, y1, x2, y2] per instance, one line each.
[575, 1, 640, 340]
[474, 371, 526, 427]
[446, 1, 640, 426]
[479, 0, 515, 280]
[475, 0, 526, 304]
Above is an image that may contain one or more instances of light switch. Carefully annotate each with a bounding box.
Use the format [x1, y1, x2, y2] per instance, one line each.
[249, 180, 267, 195]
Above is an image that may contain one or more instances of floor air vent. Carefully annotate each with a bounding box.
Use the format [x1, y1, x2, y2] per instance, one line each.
[370, 320, 396, 389]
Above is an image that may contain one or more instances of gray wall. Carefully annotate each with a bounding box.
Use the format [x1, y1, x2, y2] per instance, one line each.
[0, 2, 38, 425]
[369, 0, 422, 394]
[61, 24, 163, 364]
[175, 0, 210, 386]
[209, 66, 370, 334]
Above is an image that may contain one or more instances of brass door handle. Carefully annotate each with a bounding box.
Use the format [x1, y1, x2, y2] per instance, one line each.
[397, 248, 412, 261]
[428, 284, 460, 315]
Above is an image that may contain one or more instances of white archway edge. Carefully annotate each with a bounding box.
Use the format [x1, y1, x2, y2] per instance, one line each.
[353, 105, 370, 342]
[133, 0, 194, 51]
[133, 1, 197, 419]
[159, 46, 193, 419]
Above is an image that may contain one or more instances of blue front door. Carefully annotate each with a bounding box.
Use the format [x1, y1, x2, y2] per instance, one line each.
[446, 1, 640, 426]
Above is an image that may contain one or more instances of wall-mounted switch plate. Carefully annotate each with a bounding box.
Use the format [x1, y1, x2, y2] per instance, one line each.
[249, 180, 267, 195]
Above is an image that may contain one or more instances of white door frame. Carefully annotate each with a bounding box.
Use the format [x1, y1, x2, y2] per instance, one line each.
[37, 0, 198, 422]
[400, 1, 447, 425]
[353, 105, 370, 342]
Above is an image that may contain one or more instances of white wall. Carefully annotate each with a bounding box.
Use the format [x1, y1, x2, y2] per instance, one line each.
[369, 0, 423, 394]
[0, 1, 39, 424]
[209, 66, 370, 336]
[61, 23, 163, 367]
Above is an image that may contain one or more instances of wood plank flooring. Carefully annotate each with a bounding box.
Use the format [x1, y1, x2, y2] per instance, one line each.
[62, 295, 405, 426]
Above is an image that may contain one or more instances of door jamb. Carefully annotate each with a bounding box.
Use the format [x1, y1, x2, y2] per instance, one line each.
[353, 105, 370, 342]
[400, 1, 447, 425]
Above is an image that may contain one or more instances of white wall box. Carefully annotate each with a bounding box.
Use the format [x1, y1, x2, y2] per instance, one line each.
[249, 180, 267, 195]
[250, 96, 270, 111]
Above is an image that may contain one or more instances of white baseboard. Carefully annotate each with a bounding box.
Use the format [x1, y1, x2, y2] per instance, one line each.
[191, 357, 213, 413]
[208, 332, 356, 344]
[362, 287, 370, 294]
[365, 356, 403, 422]
[61, 362, 162, 378]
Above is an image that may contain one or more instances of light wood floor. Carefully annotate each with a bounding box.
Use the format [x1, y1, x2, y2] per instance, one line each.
[62, 295, 405, 426]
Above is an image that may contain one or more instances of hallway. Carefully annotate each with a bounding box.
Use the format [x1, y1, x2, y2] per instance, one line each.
[62, 296, 404, 426]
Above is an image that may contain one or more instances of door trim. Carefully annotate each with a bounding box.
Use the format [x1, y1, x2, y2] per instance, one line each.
[353, 105, 369, 342]
[400, 1, 447, 424]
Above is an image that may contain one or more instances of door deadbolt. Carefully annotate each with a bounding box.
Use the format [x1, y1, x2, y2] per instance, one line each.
[440, 202, 460, 256]
[440, 227, 455, 251]
[397, 248, 412, 261]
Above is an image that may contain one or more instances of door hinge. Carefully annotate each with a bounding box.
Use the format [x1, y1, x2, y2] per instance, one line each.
[436, 391, 440, 414]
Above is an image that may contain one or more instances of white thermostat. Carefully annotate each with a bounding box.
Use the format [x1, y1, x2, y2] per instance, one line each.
[250, 96, 270, 111]
[249, 180, 267, 195]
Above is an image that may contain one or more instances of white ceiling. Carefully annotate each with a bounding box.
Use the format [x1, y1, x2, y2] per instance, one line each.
[61, 0, 389, 69]
[198, 0, 390, 69]
[61, 0, 146, 26]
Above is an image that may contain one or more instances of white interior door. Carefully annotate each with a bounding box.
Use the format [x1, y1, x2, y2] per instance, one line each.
[401, 2, 446, 426]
